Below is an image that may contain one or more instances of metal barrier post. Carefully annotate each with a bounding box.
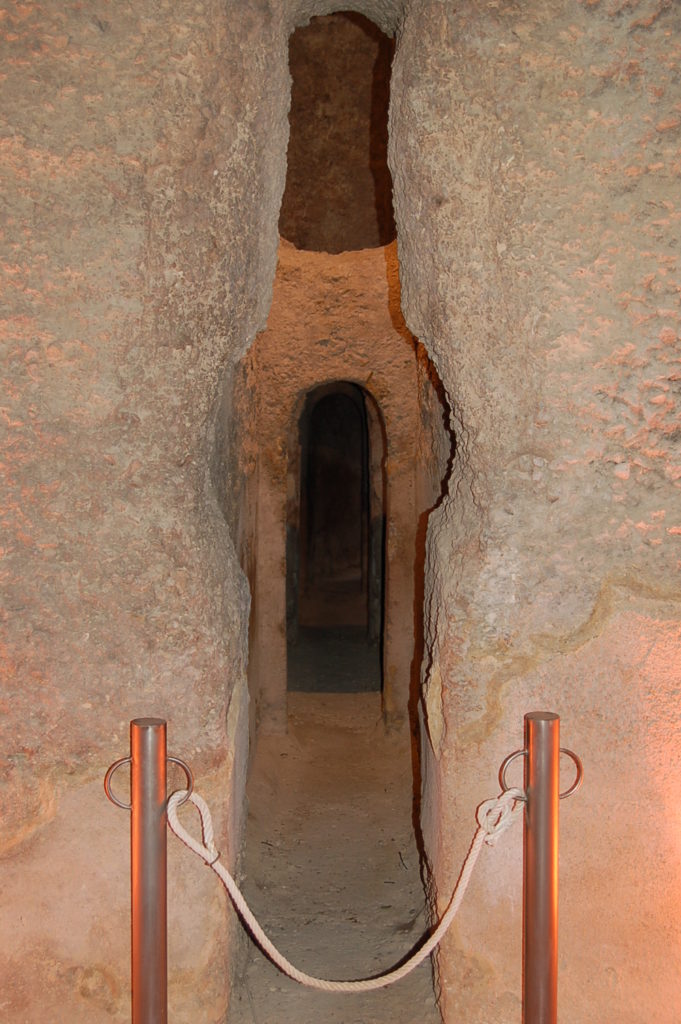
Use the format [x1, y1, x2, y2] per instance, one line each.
[499, 712, 582, 1024]
[523, 711, 559, 1024]
[105, 719, 192, 1023]
[130, 718, 168, 1024]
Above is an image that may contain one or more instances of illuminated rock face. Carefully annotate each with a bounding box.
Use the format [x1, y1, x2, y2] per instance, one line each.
[231, 239, 446, 733]
[1, 1, 680, 1022]
[390, 5, 681, 1020]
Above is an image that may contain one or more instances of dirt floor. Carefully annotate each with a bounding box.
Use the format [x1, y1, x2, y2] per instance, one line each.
[288, 626, 381, 693]
[228, 689, 441, 1024]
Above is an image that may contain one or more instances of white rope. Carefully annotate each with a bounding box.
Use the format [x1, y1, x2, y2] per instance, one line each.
[167, 786, 524, 993]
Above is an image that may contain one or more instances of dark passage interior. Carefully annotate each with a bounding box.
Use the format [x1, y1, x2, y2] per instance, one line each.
[279, 11, 395, 252]
[303, 389, 366, 608]
[230, 12, 440, 1024]
[288, 383, 383, 693]
[280, 10, 396, 697]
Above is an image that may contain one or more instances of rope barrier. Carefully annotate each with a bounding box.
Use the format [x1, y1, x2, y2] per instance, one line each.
[167, 786, 524, 993]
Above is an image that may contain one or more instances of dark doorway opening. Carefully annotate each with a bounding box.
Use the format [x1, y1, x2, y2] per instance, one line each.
[287, 382, 385, 693]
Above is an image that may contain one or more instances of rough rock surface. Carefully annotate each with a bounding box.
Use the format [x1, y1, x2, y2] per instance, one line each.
[235, 240, 447, 732]
[1, 0, 291, 1018]
[229, 692, 440, 1024]
[279, 12, 395, 251]
[391, 1, 681, 1020]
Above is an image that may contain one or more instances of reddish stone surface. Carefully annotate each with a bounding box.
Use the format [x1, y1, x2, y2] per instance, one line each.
[279, 12, 395, 252]
[0, 1, 290, 1018]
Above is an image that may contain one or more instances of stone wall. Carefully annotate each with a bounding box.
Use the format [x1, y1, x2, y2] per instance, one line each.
[0, 1, 291, 1019]
[280, 11, 395, 251]
[391, 1, 681, 1020]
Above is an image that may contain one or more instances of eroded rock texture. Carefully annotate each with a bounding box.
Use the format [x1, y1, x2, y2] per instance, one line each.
[0, 1, 291, 1019]
[391, 1, 681, 1021]
[233, 241, 446, 733]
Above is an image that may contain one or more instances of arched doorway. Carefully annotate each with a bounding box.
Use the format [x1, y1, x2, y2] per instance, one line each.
[234, 8, 442, 732]
[287, 381, 386, 693]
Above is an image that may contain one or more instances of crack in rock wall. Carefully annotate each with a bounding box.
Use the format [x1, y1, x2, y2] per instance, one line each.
[391, 1, 681, 1021]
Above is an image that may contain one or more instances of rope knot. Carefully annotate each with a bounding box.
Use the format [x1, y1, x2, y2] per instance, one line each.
[476, 789, 524, 846]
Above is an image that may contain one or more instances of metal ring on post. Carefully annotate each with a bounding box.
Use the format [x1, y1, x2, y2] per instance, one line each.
[104, 756, 133, 810]
[499, 749, 528, 801]
[558, 747, 583, 800]
[166, 757, 194, 806]
[500, 747, 583, 801]
[104, 755, 194, 810]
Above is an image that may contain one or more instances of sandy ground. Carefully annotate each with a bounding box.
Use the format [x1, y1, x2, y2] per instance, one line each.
[228, 693, 441, 1024]
[288, 627, 381, 693]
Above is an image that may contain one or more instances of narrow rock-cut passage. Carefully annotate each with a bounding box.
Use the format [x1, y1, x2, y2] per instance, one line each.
[229, 692, 440, 1024]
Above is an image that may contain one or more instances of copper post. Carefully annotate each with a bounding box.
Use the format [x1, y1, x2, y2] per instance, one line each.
[523, 711, 560, 1024]
[130, 717, 168, 1024]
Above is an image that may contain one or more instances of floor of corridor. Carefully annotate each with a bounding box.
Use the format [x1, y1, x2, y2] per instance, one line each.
[288, 626, 381, 693]
[228, 692, 441, 1024]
